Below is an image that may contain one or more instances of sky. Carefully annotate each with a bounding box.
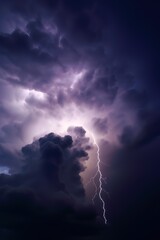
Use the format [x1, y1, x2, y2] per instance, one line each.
[0, 0, 159, 239]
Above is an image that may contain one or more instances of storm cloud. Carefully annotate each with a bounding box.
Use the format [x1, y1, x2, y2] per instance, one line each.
[0, 130, 104, 240]
[0, 0, 159, 239]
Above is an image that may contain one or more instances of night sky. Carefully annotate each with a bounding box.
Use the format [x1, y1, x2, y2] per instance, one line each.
[0, 0, 160, 239]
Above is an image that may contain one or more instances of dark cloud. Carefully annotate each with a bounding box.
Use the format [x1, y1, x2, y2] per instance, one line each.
[108, 137, 160, 239]
[0, 0, 141, 107]
[121, 89, 148, 109]
[118, 125, 135, 146]
[68, 126, 86, 138]
[0, 131, 104, 240]
[118, 110, 160, 149]
[0, 28, 54, 63]
[67, 127, 91, 151]
[0, 145, 22, 170]
[21, 131, 89, 198]
[133, 112, 160, 148]
[0, 0, 159, 239]
[0, 123, 24, 144]
[92, 117, 108, 134]
[0, 186, 101, 240]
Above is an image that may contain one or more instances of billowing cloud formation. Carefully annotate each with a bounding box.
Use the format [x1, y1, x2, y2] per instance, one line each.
[0, 0, 159, 239]
[0, 130, 105, 240]
[21, 130, 90, 197]
[0, 0, 157, 154]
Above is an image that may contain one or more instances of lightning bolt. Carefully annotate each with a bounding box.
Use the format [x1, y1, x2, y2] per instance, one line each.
[86, 132, 107, 224]
[69, 126, 107, 224]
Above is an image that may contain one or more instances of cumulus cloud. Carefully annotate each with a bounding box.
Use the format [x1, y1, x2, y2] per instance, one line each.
[0, 130, 104, 240]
